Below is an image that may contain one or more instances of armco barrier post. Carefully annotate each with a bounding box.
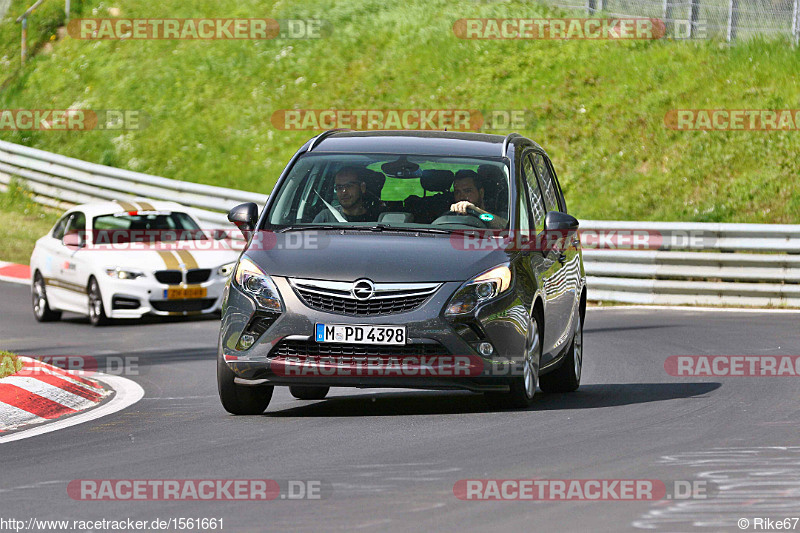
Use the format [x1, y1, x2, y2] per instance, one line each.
[727, 0, 739, 41]
[690, 0, 701, 38]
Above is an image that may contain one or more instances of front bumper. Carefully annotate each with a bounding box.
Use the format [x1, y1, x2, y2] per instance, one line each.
[219, 276, 532, 392]
[101, 274, 228, 319]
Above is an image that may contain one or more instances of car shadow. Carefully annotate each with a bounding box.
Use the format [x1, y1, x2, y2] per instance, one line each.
[265, 382, 722, 417]
[584, 325, 680, 334]
[59, 313, 220, 327]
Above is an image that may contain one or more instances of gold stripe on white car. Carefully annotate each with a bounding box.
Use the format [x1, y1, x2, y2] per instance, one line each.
[175, 250, 199, 270]
[115, 200, 137, 211]
[156, 251, 181, 270]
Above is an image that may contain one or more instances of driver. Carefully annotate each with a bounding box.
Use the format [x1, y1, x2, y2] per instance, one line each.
[314, 167, 381, 223]
[449, 170, 508, 229]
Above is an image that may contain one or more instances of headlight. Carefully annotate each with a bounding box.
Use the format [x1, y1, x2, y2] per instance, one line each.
[233, 257, 282, 312]
[445, 264, 512, 316]
[217, 261, 236, 277]
[105, 268, 144, 280]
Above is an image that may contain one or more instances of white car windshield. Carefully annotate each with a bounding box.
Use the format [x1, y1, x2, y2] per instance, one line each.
[92, 211, 206, 243]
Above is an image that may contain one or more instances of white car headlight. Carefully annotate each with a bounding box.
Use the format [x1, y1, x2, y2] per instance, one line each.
[217, 261, 237, 277]
[105, 268, 144, 280]
[445, 264, 512, 316]
[233, 257, 283, 312]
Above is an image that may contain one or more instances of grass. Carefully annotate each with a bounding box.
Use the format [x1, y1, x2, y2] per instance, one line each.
[0, 350, 23, 379]
[0, 0, 799, 222]
[0, 180, 60, 264]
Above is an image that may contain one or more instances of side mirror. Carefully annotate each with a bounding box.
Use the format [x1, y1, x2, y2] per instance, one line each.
[544, 211, 579, 233]
[542, 212, 579, 255]
[62, 231, 84, 250]
[228, 203, 259, 237]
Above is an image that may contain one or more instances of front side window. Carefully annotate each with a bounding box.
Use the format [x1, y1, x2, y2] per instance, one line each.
[522, 154, 546, 232]
[52, 215, 70, 240]
[533, 153, 560, 213]
[265, 153, 510, 230]
[65, 212, 86, 233]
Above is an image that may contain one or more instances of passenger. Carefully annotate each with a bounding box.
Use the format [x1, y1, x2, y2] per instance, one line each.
[314, 167, 381, 223]
[449, 170, 508, 229]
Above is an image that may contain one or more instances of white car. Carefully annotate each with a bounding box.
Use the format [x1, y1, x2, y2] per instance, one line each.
[30, 200, 242, 326]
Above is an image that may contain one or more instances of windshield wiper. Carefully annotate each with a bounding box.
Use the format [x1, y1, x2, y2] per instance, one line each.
[347, 224, 453, 234]
[273, 224, 343, 233]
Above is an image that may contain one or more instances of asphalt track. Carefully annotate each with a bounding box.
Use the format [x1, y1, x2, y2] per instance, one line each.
[2, 279, 800, 532]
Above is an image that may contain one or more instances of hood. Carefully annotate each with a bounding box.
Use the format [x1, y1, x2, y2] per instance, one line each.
[83, 245, 240, 271]
[245, 231, 512, 283]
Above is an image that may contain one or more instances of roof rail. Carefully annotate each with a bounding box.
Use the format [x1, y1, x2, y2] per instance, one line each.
[501, 133, 522, 158]
[308, 129, 353, 151]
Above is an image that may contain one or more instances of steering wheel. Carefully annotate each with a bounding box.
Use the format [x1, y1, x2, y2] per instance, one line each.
[431, 206, 488, 228]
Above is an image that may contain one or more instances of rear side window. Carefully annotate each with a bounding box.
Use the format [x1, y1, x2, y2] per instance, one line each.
[533, 153, 560, 212]
[522, 154, 546, 232]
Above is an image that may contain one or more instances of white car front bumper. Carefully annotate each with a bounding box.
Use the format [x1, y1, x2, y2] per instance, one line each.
[100, 273, 228, 319]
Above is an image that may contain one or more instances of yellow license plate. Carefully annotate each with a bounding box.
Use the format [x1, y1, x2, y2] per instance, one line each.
[164, 286, 207, 299]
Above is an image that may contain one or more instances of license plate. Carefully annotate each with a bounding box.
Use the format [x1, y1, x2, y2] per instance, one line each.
[315, 324, 406, 345]
[164, 286, 207, 299]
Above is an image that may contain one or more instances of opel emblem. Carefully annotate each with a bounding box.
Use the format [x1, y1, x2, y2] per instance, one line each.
[352, 279, 375, 300]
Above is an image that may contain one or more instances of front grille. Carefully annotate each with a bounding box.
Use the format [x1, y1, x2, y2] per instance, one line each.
[154, 269, 211, 285]
[186, 269, 211, 283]
[150, 298, 216, 312]
[155, 270, 182, 285]
[272, 340, 450, 358]
[290, 278, 440, 316]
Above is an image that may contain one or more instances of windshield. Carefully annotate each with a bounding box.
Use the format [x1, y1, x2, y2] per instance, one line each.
[92, 211, 206, 243]
[266, 153, 510, 230]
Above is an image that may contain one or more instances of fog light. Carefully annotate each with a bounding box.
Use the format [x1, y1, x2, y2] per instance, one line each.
[237, 334, 256, 350]
[478, 342, 494, 356]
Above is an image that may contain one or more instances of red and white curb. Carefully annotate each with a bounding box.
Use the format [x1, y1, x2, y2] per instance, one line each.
[0, 261, 30, 285]
[0, 357, 144, 443]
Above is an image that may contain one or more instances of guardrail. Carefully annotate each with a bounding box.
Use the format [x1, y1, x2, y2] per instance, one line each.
[580, 221, 800, 306]
[1, 139, 797, 307]
[0, 139, 269, 226]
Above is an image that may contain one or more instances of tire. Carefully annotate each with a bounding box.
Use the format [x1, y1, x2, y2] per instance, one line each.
[87, 277, 109, 327]
[484, 314, 541, 410]
[289, 386, 330, 400]
[217, 356, 273, 415]
[32, 273, 61, 322]
[539, 311, 583, 393]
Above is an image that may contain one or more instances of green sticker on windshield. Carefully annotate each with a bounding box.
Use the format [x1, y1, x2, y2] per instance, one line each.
[479, 213, 494, 222]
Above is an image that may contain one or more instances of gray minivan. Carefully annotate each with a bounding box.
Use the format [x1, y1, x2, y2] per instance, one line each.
[218, 131, 586, 413]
